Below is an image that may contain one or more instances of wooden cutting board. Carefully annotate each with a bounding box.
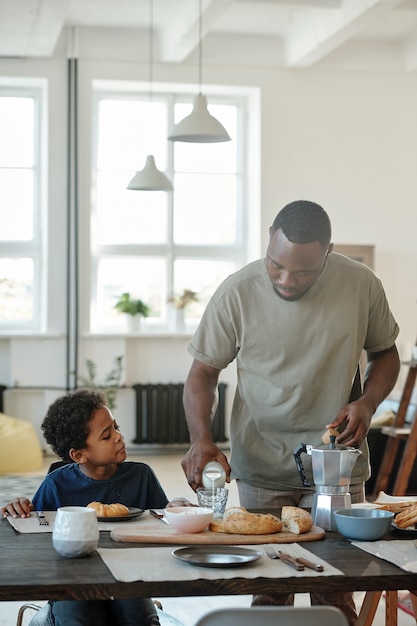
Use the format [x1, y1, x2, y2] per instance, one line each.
[110, 514, 325, 545]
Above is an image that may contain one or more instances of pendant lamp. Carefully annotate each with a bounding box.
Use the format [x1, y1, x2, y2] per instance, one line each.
[127, 0, 173, 191]
[127, 154, 173, 191]
[168, 0, 231, 143]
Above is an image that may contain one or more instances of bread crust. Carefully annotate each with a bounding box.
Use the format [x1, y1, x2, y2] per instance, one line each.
[209, 506, 282, 535]
[87, 501, 129, 517]
[281, 506, 313, 534]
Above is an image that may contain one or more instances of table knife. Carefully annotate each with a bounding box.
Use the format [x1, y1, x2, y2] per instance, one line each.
[149, 509, 169, 524]
[35, 510, 49, 525]
[294, 556, 324, 572]
[277, 551, 304, 571]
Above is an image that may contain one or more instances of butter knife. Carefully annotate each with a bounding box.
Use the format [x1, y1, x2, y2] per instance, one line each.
[277, 550, 304, 571]
[149, 509, 169, 524]
[35, 510, 49, 526]
[294, 556, 324, 572]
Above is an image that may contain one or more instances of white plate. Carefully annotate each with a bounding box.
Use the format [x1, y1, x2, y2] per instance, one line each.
[172, 546, 262, 568]
[391, 521, 417, 535]
[351, 503, 380, 509]
[97, 507, 144, 522]
[374, 491, 417, 505]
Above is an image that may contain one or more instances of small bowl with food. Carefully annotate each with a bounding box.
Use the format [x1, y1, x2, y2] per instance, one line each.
[164, 506, 213, 533]
[333, 508, 394, 541]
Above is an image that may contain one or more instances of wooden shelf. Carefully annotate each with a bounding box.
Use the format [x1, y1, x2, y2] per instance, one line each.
[372, 355, 417, 496]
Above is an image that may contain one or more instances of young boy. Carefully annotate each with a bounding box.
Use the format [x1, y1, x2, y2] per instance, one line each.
[1, 389, 191, 626]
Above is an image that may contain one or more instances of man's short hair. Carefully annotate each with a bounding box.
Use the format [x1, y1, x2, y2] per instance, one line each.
[271, 200, 331, 247]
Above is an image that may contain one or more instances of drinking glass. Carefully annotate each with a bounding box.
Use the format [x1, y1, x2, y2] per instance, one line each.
[197, 487, 228, 519]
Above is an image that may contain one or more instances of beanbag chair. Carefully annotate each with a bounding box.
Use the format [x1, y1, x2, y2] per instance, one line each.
[0, 412, 43, 474]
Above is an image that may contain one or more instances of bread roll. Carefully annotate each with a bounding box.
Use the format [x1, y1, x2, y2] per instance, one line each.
[209, 506, 282, 535]
[281, 506, 313, 534]
[87, 501, 129, 517]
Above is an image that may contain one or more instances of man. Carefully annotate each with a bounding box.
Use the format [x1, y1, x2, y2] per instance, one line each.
[181, 200, 400, 625]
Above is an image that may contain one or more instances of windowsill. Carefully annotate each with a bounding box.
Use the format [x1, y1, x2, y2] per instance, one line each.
[0, 332, 195, 340]
[0, 333, 67, 340]
[83, 332, 194, 339]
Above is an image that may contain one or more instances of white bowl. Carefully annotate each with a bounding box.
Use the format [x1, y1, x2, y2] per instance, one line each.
[164, 506, 213, 533]
[333, 508, 394, 541]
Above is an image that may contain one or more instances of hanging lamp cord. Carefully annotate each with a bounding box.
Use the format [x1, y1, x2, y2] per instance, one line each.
[198, 0, 203, 94]
[149, 0, 154, 102]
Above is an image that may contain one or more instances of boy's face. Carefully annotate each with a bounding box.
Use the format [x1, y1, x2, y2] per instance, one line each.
[76, 406, 127, 467]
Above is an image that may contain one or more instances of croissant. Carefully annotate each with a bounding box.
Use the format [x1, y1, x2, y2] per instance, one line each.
[87, 501, 129, 517]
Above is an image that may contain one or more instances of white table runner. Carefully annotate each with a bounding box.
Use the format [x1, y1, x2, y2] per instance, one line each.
[5, 511, 137, 533]
[97, 543, 343, 583]
[351, 539, 417, 573]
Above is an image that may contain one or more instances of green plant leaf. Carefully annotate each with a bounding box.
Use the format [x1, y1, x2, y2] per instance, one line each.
[76, 356, 124, 411]
[114, 292, 150, 317]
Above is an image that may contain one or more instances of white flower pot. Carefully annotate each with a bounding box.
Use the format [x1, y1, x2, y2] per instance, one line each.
[125, 314, 141, 334]
[175, 308, 185, 333]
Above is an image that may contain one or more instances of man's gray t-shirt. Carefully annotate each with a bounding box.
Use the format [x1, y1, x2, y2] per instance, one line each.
[188, 252, 399, 491]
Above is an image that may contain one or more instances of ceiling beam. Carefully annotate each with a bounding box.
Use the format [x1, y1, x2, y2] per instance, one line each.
[159, 0, 234, 63]
[0, 0, 70, 58]
[283, 0, 405, 68]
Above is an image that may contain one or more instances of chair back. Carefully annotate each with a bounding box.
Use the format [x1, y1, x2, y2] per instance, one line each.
[47, 460, 71, 473]
[195, 606, 349, 626]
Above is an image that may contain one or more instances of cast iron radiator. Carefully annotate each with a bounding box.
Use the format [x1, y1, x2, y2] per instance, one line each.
[132, 382, 228, 445]
[0, 385, 6, 412]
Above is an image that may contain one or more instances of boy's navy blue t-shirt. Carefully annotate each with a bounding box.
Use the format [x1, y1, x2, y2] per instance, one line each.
[32, 461, 169, 510]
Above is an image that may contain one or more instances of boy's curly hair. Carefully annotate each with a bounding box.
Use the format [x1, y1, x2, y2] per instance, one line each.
[41, 389, 107, 462]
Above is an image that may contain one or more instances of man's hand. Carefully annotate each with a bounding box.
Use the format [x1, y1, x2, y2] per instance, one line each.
[326, 398, 374, 448]
[327, 345, 400, 448]
[181, 440, 230, 492]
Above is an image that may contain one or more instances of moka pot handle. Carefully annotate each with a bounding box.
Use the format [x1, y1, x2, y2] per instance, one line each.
[293, 443, 311, 487]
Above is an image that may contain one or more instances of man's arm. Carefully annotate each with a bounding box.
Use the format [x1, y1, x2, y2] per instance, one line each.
[327, 344, 401, 448]
[362, 343, 401, 413]
[181, 359, 230, 491]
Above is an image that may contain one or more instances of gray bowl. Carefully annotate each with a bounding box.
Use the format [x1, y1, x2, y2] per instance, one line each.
[333, 508, 394, 541]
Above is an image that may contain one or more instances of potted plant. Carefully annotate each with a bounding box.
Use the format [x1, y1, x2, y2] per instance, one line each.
[168, 289, 199, 332]
[76, 356, 124, 411]
[168, 289, 199, 310]
[114, 292, 150, 333]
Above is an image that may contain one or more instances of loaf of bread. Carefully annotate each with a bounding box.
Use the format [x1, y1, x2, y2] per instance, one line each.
[394, 504, 417, 529]
[209, 506, 282, 535]
[281, 506, 313, 534]
[322, 428, 339, 444]
[87, 501, 129, 517]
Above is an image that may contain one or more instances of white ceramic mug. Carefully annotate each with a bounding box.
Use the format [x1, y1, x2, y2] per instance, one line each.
[52, 506, 99, 558]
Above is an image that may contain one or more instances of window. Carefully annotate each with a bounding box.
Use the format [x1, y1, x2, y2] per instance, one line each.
[0, 83, 45, 332]
[90, 85, 248, 333]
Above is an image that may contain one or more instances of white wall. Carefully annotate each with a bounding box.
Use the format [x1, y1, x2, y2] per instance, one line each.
[1, 28, 416, 446]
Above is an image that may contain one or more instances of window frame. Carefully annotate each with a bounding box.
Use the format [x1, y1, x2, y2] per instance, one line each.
[89, 84, 251, 335]
[0, 81, 46, 333]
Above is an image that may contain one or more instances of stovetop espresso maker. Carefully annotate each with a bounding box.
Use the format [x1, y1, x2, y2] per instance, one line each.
[294, 436, 361, 531]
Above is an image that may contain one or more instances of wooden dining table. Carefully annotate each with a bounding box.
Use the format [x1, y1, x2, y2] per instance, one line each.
[1, 516, 416, 626]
